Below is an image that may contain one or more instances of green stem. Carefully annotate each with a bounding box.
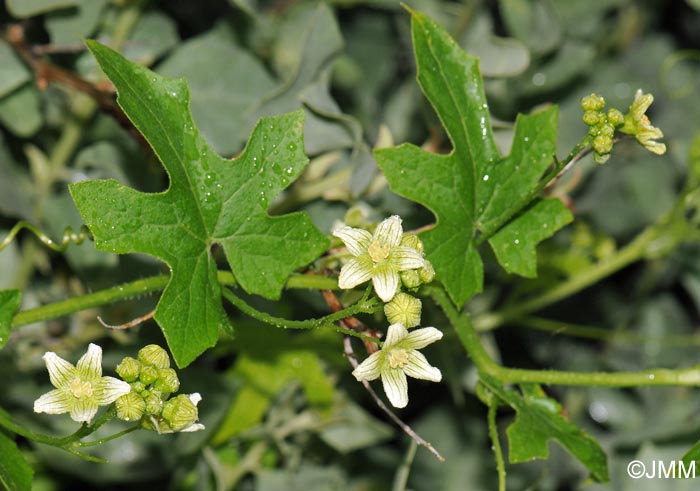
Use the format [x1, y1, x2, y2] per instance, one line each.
[221, 287, 382, 343]
[473, 225, 655, 331]
[426, 285, 700, 387]
[487, 404, 506, 491]
[10, 272, 339, 329]
[78, 425, 139, 447]
[392, 440, 418, 491]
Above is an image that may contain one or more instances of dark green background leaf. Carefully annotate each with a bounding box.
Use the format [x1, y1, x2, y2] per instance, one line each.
[0, 430, 33, 491]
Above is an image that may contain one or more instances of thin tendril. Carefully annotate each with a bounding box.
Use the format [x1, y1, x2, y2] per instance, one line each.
[0, 221, 92, 253]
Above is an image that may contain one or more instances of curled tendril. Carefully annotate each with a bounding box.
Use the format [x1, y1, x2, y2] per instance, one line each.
[0, 221, 92, 253]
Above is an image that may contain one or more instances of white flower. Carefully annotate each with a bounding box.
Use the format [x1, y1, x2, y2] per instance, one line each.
[352, 323, 443, 408]
[333, 216, 425, 302]
[620, 89, 666, 155]
[34, 343, 132, 424]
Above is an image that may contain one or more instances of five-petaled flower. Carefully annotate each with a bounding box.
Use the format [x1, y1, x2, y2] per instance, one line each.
[620, 89, 666, 155]
[333, 215, 425, 302]
[34, 343, 131, 424]
[352, 323, 443, 408]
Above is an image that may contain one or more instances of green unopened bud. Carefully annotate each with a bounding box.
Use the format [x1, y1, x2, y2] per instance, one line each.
[607, 108, 624, 127]
[400, 233, 424, 255]
[593, 152, 610, 164]
[384, 292, 422, 328]
[154, 368, 180, 394]
[599, 124, 614, 138]
[142, 390, 164, 415]
[581, 93, 605, 112]
[592, 135, 613, 155]
[116, 357, 141, 382]
[130, 381, 146, 393]
[400, 269, 421, 289]
[138, 344, 170, 369]
[139, 365, 159, 385]
[162, 394, 200, 432]
[582, 110, 599, 126]
[115, 391, 145, 422]
[418, 260, 435, 283]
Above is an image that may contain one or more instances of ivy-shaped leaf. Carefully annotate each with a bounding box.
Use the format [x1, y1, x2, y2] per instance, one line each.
[0, 289, 21, 350]
[375, 9, 572, 305]
[70, 42, 329, 367]
[481, 374, 609, 482]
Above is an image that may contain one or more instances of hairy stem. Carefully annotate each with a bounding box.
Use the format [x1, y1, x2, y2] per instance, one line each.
[427, 285, 700, 387]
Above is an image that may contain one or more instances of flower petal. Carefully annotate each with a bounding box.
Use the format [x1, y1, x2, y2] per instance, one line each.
[403, 351, 442, 382]
[180, 423, 206, 432]
[352, 352, 383, 381]
[374, 216, 403, 246]
[384, 323, 408, 347]
[94, 376, 132, 405]
[338, 256, 373, 289]
[381, 368, 408, 408]
[372, 267, 400, 302]
[402, 327, 443, 350]
[76, 343, 103, 379]
[391, 246, 425, 271]
[43, 352, 75, 389]
[70, 398, 99, 424]
[333, 226, 372, 256]
[34, 389, 72, 415]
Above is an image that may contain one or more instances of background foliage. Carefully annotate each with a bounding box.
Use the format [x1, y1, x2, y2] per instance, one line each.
[1, 0, 700, 489]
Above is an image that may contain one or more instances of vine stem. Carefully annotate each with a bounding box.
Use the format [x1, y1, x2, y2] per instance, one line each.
[487, 403, 506, 491]
[10, 271, 339, 329]
[426, 285, 700, 387]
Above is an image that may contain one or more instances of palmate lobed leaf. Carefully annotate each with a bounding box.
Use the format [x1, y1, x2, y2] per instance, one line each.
[70, 41, 329, 367]
[481, 374, 609, 483]
[375, 9, 572, 305]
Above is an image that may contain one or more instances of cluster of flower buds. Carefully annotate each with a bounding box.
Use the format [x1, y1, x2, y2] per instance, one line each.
[581, 89, 666, 164]
[115, 344, 203, 433]
[581, 94, 624, 164]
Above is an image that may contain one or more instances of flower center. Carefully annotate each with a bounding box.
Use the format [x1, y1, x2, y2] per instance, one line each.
[388, 348, 410, 369]
[368, 240, 391, 262]
[69, 377, 94, 399]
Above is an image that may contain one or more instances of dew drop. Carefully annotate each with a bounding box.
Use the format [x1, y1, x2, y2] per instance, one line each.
[514, 239, 520, 245]
[205, 173, 215, 184]
[482, 175, 489, 181]
[523, 137, 529, 142]
[285, 167, 294, 175]
[648, 374, 655, 380]
[288, 143, 297, 151]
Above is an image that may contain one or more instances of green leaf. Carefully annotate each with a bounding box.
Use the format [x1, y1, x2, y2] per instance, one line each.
[70, 41, 329, 367]
[6, 0, 76, 18]
[0, 426, 33, 491]
[375, 10, 567, 305]
[0, 84, 43, 138]
[681, 439, 700, 468]
[0, 289, 21, 349]
[481, 374, 609, 482]
[489, 198, 573, 277]
[45, 0, 108, 45]
[157, 24, 276, 156]
[0, 41, 31, 99]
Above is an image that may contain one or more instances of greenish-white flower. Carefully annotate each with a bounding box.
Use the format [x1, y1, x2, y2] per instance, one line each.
[333, 216, 425, 302]
[620, 89, 666, 155]
[352, 323, 443, 408]
[34, 343, 131, 424]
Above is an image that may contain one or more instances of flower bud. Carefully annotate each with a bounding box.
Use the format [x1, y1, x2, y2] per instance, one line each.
[139, 365, 159, 385]
[154, 368, 180, 394]
[592, 135, 613, 155]
[581, 93, 605, 112]
[418, 260, 435, 283]
[607, 108, 624, 127]
[130, 380, 146, 393]
[384, 293, 422, 328]
[138, 344, 170, 369]
[400, 269, 421, 289]
[599, 124, 614, 138]
[582, 110, 599, 126]
[142, 390, 164, 415]
[162, 394, 199, 432]
[115, 391, 145, 422]
[116, 357, 141, 382]
[400, 233, 424, 255]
